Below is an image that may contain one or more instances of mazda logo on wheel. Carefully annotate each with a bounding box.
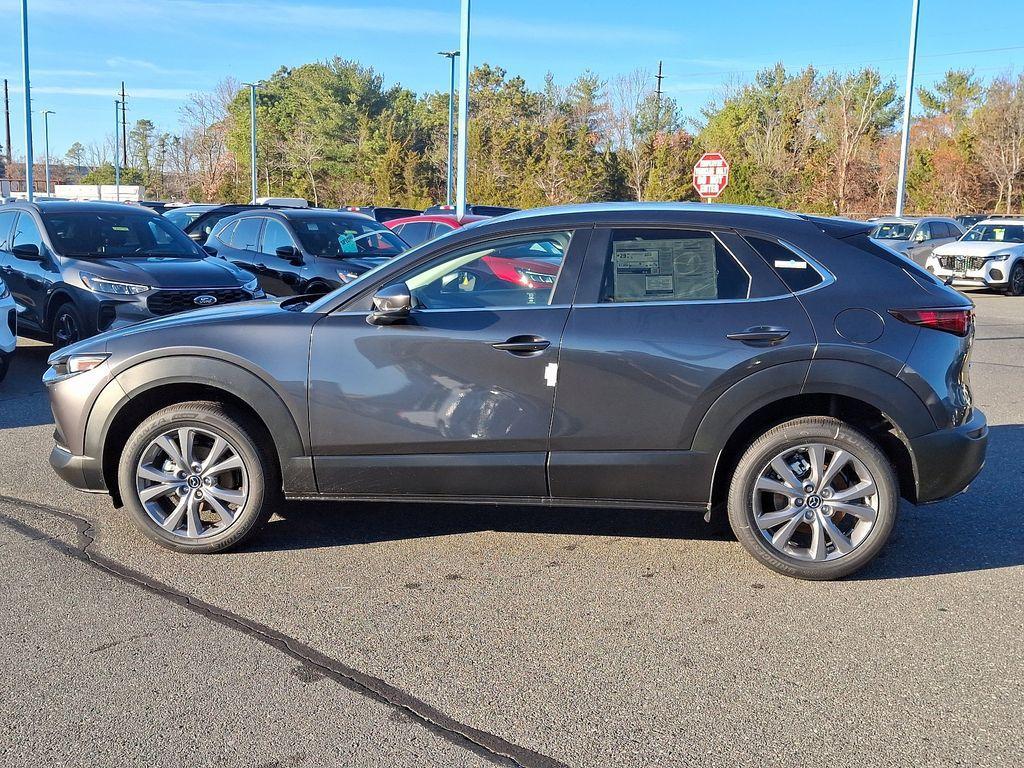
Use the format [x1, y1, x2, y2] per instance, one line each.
[193, 295, 218, 306]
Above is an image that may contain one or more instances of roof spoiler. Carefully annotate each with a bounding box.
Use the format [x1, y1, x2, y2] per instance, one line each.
[798, 214, 874, 239]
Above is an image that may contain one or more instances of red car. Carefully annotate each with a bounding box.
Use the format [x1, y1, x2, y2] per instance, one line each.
[386, 214, 559, 290]
[385, 213, 488, 247]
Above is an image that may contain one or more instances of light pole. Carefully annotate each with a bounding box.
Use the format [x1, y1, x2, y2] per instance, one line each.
[41, 109, 53, 195]
[242, 82, 259, 203]
[438, 51, 460, 206]
[455, 0, 471, 219]
[20, 0, 34, 202]
[895, 0, 920, 216]
[114, 99, 122, 202]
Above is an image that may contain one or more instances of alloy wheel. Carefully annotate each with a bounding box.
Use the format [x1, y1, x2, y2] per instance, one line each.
[135, 426, 249, 539]
[751, 443, 879, 562]
[1011, 264, 1024, 296]
[54, 310, 80, 346]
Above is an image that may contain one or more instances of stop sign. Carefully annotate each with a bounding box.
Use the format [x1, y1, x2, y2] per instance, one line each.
[693, 152, 729, 199]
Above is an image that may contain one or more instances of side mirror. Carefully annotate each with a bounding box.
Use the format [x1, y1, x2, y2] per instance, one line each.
[276, 245, 303, 266]
[12, 243, 43, 261]
[367, 282, 412, 326]
[202, 244, 218, 257]
[188, 231, 207, 244]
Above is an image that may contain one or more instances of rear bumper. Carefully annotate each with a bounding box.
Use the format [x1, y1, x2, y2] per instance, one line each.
[910, 407, 988, 504]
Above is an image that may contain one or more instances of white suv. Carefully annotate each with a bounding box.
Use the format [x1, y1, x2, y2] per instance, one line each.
[928, 217, 1024, 295]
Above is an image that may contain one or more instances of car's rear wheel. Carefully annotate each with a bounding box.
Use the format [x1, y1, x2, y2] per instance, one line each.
[727, 417, 897, 580]
[51, 302, 84, 348]
[1006, 262, 1024, 296]
[118, 401, 278, 553]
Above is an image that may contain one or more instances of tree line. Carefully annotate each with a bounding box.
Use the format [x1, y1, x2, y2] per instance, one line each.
[51, 59, 1024, 216]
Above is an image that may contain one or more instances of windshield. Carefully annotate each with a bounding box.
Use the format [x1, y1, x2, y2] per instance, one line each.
[290, 216, 407, 258]
[870, 222, 915, 240]
[962, 223, 1024, 243]
[42, 211, 205, 258]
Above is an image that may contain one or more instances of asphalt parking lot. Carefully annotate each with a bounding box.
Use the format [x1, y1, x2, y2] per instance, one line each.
[1, 290, 1021, 768]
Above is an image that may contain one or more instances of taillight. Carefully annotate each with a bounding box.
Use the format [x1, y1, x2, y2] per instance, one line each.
[889, 307, 973, 337]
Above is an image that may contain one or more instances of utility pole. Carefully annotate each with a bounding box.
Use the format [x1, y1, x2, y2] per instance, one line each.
[42, 109, 53, 195]
[455, 0, 471, 219]
[120, 81, 128, 168]
[654, 61, 664, 113]
[20, 0, 34, 202]
[895, 0, 920, 216]
[242, 82, 259, 203]
[438, 50, 460, 206]
[3, 79, 12, 165]
[114, 99, 122, 202]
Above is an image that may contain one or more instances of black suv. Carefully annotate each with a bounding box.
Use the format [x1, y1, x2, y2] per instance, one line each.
[0, 201, 261, 345]
[44, 203, 987, 580]
[164, 204, 291, 245]
[205, 208, 407, 296]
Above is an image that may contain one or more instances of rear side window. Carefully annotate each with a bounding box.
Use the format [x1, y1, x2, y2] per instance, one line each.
[600, 229, 750, 303]
[746, 237, 824, 293]
[396, 221, 432, 246]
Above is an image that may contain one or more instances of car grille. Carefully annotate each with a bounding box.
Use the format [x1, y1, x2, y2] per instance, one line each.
[938, 255, 988, 272]
[146, 288, 250, 316]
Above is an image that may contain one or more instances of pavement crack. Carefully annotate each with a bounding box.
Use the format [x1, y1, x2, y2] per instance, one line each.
[0, 493, 568, 768]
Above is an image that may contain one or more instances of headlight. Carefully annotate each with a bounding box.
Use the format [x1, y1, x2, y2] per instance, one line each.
[337, 270, 360, 283]
[242, 277, 259, 292]
[990, 252, 1012, 261]
[80, 272, 149, 295]
[51, 353, 110, 378]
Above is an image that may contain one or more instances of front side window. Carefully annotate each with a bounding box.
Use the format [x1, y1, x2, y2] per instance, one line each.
[260, 219, 294, 255]
[914, 223, 932, 241]
[870, 223, 914, 240]
[747, 237, 824, 293]
[0, 211, 18, 250]
[12, 213, 44, 252]
[600, 229, 750, 303]
[401, 231, 571, 310]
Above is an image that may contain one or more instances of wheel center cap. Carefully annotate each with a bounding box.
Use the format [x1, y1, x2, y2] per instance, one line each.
[806, 494, 823, 510]
[186, 475, 202, 489]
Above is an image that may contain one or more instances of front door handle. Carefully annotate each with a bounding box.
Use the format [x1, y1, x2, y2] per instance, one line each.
[491, 335, 551, 356]
[726, 326, 791, 345]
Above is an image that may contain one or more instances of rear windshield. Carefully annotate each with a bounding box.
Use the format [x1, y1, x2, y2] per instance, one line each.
[163, 207, 211, 229]
[962, 223, 1024, 243]
[43, 211, 203, 258]
[290, 216, 407, 258]
[870, 222, 914, 240]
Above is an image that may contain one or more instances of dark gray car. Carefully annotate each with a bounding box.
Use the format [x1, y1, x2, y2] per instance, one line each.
[43, 203, 988, 580]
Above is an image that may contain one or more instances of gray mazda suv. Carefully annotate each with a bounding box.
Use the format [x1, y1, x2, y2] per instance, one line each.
[43, 203, 988, 580]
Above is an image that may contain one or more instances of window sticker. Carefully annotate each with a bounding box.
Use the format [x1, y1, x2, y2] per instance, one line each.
[611, 237, 717, 300]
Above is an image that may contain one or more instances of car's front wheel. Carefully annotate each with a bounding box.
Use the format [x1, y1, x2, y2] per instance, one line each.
[51, 302, 85, 348]
[118, 401, 278, 553]
[727, 417, 897, 580]
[1005, 262, 1024, 296]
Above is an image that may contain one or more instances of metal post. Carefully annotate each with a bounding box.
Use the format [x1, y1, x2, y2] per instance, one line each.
[895, 0, 920, 216]
[3, 79, 12, 165]
[114, 99, 122, 202]
[20, 0, 34, 202]
[438, 51, 459, 206]
[244, 83, 258, 203]
[42, 109, 53, 195]
[455, 0, 471, 219]
[120, 81, 128, 168]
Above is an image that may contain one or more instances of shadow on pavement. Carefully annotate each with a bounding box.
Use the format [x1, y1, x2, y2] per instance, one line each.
[0, 342, 55, 429]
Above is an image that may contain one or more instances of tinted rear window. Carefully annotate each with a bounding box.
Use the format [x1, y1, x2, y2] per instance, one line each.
[746, 237, 824, 293]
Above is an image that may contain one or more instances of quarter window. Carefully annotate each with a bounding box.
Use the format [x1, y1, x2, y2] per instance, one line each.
[600, 229, 750, 303]
[400, 231, 571, 310]
[212, 219, 237, 243]
[746, 237, 824, 293]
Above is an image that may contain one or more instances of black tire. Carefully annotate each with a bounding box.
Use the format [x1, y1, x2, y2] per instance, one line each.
[727, 416, 898, 580]
[50, 301, 86, 348]
[1005, 262, 1024, 296]
[0, 352, 10, 384]
[118, 401, 279, 553]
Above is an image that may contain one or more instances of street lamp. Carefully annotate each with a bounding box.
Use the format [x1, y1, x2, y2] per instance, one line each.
[41, 109, 54, 196]
[895, 0, 921, 216]
[455, 0, 471, 219]
[114, 99, 123, 202]
[242, 82, 260, 203]
[20, 0, 34, 202]
[437, 51, 460, 206]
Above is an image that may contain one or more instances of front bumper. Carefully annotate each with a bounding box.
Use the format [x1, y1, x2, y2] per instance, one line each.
[909, 407, 988, 504]
[49, 443, 107, 493]
[1, 298, 16, 354]
[930, 262, 1006, 288]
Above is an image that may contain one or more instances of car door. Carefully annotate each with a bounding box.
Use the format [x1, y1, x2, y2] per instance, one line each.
[256, 217, 303, 296]
[2, 212, 59, 331]
[222, 216, 265, 287]
[548, 226, 817, 506]
[307, 227, 590, 497]
[905, 221, 935, 266]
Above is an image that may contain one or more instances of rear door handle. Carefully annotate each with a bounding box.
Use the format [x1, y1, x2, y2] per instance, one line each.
[491, 335, 551, 356]
[726, 326, 791, 345]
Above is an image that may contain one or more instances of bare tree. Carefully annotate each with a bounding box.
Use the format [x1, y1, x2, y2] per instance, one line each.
[178, 77, 239, 201]
[975, 75, 1024, 213]
[606, 69, 656, 201]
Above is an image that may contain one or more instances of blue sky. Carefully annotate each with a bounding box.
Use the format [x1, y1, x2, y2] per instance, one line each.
[1, 0, 1023, 159]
